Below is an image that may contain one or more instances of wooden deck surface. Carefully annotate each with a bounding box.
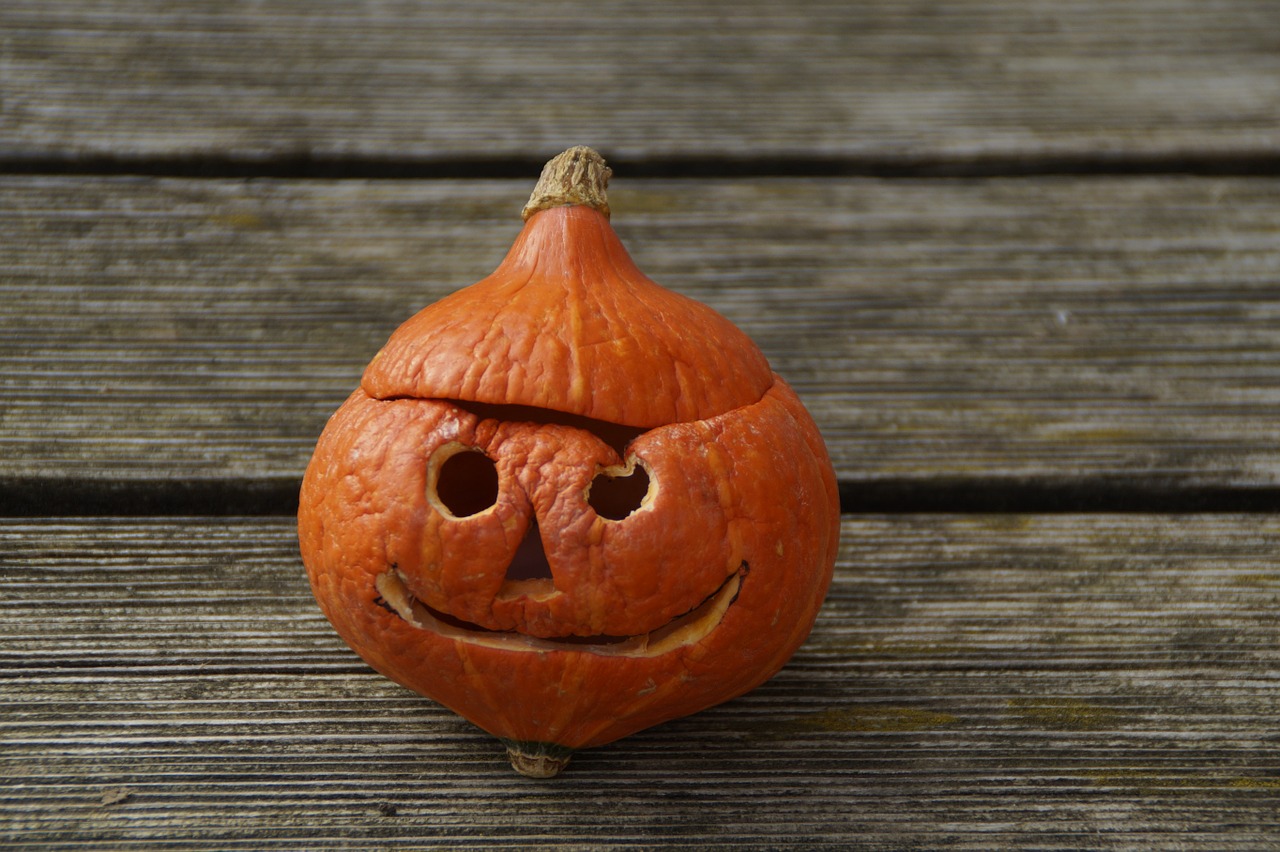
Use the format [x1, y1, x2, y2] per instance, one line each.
[3, 2, 1280, 849]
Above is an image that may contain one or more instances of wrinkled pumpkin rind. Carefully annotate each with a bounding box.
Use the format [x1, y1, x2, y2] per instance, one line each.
[361, 205, 774, 429]
[298, 377, 838, 751]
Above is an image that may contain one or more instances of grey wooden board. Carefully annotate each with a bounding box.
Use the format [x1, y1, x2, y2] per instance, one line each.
[1, 1, 1278, 164]
[3, 175, 1280, 490]
[2, 515, 1279, 849]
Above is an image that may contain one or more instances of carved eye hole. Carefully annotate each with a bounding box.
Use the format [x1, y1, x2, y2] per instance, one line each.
[588, 460, 651, 521]
[429, 445, 499, 519]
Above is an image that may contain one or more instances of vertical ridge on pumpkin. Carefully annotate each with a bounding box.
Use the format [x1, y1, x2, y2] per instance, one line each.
[563, 225, 591, 416]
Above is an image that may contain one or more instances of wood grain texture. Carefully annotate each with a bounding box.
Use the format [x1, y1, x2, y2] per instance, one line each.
[3, 516, 1279, 849]
[0, 0, 1277, 164]
[3, 175, 1279, 495]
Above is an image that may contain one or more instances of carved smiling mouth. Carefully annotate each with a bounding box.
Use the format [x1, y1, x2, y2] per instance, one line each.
[375, 566, 744, 658]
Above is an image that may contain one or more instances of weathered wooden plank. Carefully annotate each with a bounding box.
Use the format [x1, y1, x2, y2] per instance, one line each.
[0, 1, 1276, 165]
[3, 175, 1279, 496]
[2, 516, 1279, 849]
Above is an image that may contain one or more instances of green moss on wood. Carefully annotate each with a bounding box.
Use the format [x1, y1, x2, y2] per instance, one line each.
[1007, 697, 1119, 731]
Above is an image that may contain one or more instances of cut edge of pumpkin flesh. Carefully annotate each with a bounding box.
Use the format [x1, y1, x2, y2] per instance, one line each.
[375, 564, 743, 658]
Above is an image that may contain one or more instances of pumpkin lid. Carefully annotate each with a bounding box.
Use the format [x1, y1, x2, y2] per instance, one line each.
[362, 147, 774, 428]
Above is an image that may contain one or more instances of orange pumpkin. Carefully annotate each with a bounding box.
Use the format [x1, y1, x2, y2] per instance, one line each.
[298, 147, 839, 777]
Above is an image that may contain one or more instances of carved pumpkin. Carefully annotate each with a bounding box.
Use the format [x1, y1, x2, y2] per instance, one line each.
[298, 147, 840, 777]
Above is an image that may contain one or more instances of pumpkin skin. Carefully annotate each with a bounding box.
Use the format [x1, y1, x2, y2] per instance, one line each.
[298, 148, 839, 776]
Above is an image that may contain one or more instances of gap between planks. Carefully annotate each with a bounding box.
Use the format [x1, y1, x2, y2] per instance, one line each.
[3, 150, 1280, 182]
[7, 477, 1280, 518]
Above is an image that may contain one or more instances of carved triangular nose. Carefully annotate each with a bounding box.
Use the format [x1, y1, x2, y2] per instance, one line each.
[505, 522, 553, 582]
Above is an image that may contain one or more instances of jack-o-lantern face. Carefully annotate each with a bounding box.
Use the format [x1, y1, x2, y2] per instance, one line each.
[379, 406, 742, 654]
[298, 148, 839, 777]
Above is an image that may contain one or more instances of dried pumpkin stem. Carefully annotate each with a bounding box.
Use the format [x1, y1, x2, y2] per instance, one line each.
[522, 146, 612, 221]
